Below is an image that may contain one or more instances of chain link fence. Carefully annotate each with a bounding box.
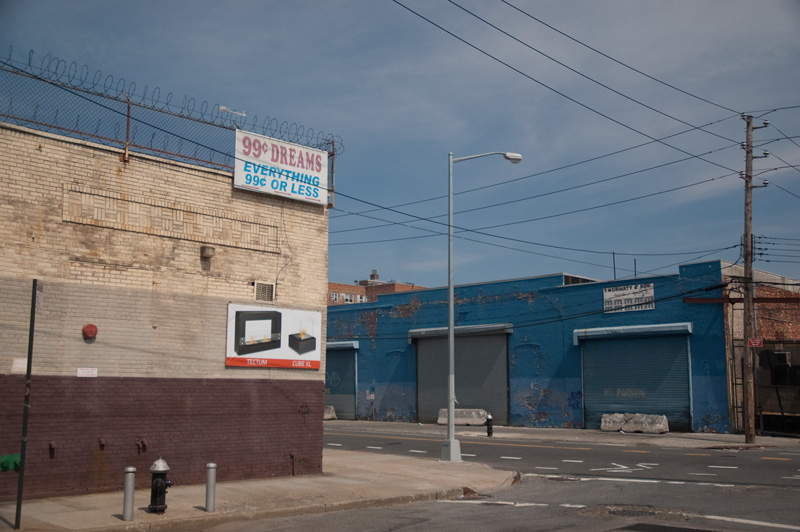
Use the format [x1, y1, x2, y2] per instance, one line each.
[0, 46, 342, 173]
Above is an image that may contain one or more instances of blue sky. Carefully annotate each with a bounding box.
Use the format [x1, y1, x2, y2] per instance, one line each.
[2, 1, 799, 288]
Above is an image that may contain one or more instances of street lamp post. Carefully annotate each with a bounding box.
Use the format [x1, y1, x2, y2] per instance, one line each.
[442, 151, 522, 462]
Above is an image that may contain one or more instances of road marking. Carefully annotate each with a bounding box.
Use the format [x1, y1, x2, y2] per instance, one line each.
[326, 443, 343, 447]
[708, 465, 738, 469]
[535, 467, 558, 470]
[689, 473, 716, 476]
[762, 457, 791, 461]
[501, 456, 522, 460]
[366, 446, 383, 450]
[516, 503, 549, 507]
[686, 453, 710, 456]
[589, 463, 639, 473]
[779, 452, 800, 456]
[560, 504, 587, 508]
[780, 475, 800, 480]
[702, 514, 800, 530]
[562, 460, 584, 463]
[440, 501, 548, 507]
[621, 450, 649, 453]
[461, 453, 476, 457]
[583, 477, 660, 484]
[666, 481, 686, 485]
[408, 450, 427, 454]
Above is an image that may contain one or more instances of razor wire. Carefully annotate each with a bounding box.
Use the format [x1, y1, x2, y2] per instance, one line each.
[0, 46, 343, 172]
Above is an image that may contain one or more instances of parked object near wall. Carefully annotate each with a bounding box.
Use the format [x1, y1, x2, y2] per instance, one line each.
[601, 413, 670, 434]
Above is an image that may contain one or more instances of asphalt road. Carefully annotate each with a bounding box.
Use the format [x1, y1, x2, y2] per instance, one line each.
[323, 428, 800, 488]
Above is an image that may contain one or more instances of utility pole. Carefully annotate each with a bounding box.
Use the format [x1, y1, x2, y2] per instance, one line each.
[741, 114, 769, 444]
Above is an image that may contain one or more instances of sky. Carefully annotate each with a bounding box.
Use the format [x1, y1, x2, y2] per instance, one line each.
[1, 0, 799, 289]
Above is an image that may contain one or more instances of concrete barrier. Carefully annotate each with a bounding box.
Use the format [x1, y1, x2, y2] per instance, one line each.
[437, 408, 488, 426]
[601, 413, 669, 434]
[323, 405, 337, 420]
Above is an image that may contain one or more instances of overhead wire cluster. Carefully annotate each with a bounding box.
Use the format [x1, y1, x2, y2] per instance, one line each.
[328, 1, 799, 281]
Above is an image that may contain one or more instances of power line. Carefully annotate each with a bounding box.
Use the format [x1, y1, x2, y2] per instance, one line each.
[500, 0, 739, 114]
[330, 114, 741, 221]
[391, 0, 739, 174]
[448, 0, 738, 144]
[331, 170, 742, 249]
[331, 141, 741, 234]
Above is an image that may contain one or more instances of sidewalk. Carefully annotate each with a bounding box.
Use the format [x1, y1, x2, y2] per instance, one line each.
[1, 422, 796, 531]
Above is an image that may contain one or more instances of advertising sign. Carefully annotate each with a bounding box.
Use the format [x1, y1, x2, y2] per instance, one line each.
[233, 130, 328, 206]
[603, 283, 655, 313]
[225, 303, 321, 369]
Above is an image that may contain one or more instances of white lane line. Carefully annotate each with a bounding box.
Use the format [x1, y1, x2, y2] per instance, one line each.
[703, 515, 800, 530]
[516, 503, 549, 507]
[327, 443, 343, 447]
[666, 481, 686, 485]
[501, 456, 522, 460]
[562, 460, 584, 463]
[461, 453, 476, 457]
[709, 465, 738, 469]
[535, 467, 558, 470]
[366, 446, 383, 450]
[440, 501, 549, 507]
[560, 504, 587, 509]
[582, 477, 659, 484]
[689, 473, 717, 476]
[408, 450, 427, 454]
[781, 475, 800, 480]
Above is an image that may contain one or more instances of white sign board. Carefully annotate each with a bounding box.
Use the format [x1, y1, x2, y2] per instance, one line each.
[234, 130, 328, 206]
[603, 283, 655, 313]
[225, 304, 322, 369]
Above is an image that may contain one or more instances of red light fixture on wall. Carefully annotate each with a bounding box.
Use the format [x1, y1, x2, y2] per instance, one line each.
[82, 323, 98, 340]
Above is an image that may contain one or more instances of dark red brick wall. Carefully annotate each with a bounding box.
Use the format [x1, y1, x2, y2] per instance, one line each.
[0, 376, 323, 501]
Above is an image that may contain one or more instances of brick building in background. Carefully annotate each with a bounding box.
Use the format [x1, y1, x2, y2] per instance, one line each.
[0, 122, 330, 500]
[329, 270, 426, 305]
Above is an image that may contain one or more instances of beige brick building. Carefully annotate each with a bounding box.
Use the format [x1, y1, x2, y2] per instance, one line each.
[0, 122, 329, 500]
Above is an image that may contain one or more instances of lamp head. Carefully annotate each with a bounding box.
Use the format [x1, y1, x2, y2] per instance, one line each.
[503, 152, 522, 164]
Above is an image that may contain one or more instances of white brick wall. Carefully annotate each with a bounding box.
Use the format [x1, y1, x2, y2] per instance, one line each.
[0, 123, 328, 381]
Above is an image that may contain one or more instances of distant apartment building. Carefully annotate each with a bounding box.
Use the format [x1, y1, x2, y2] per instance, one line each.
[329, 270, 426, 306]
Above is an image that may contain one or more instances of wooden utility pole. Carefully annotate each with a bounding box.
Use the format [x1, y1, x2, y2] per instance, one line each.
[741, 114, 769, 444]
[742, 114, 756, 444]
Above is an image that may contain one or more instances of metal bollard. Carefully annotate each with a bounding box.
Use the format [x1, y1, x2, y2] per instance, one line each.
[486, 414, 493, 437]
[205, 463, 217, 513]
[123, 467, 136, 521]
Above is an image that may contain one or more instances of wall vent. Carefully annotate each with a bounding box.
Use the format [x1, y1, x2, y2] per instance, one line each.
[254, 281, 275, 302]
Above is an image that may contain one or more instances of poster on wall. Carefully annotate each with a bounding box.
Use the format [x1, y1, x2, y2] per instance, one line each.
[226, 303, 321, 369]
[233, 130, 328, 206]
[603, 283, 655, 313]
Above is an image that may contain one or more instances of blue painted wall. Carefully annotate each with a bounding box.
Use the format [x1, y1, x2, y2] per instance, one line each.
[327, 261, 729, 432]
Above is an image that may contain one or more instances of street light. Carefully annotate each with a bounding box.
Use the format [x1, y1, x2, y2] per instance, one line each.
[442, 151, 522, 462]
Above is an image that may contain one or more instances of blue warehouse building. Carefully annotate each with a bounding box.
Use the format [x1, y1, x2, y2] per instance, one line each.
[326, 260, 732, 433]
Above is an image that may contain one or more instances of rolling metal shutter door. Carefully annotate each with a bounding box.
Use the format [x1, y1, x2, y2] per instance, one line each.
[583, 335, 691, 431]
[417, 334, 508, 425]
[325, 348, 357, 420]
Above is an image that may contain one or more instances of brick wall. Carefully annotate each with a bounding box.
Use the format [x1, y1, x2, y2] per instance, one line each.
[0, 375, 323, 500]
[0, 123, 329, 499]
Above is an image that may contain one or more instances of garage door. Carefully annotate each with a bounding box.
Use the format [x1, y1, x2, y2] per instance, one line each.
[582, 335, 691, 431]
[417, 333, 508, 425]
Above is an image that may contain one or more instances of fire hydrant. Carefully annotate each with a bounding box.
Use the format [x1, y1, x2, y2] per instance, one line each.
[148, 458, 173, 514]
[485, 414, 493, 437]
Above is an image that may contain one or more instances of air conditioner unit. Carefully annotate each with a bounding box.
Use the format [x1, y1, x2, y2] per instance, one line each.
[775, 352, 791, 367]
[253, 281, 275, 302]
